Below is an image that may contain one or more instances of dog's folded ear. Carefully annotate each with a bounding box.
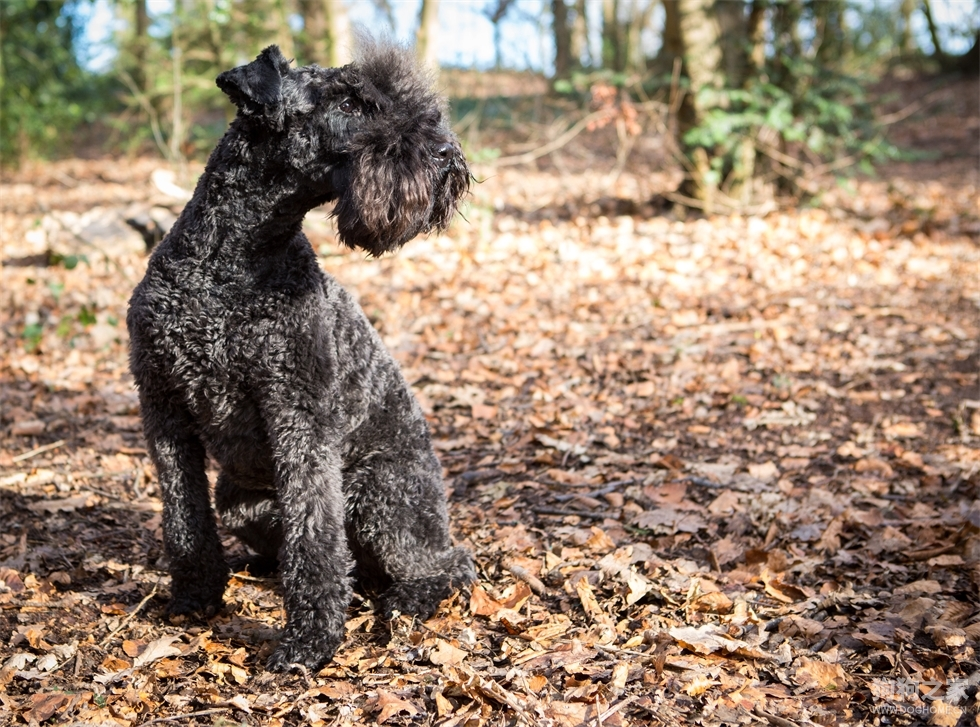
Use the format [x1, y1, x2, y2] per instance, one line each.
[217, 46, 291, 116]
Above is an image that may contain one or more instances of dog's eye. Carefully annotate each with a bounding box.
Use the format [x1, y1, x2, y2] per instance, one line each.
[339, 98, 359, 115]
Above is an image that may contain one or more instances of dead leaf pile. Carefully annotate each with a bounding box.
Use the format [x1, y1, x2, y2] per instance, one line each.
[1, 77, 978, 726]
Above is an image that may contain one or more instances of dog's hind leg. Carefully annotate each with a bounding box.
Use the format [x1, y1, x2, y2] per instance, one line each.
[346, 449, 476, 622]
[140, 391, 229, 617]
[214, 472, 282, 560]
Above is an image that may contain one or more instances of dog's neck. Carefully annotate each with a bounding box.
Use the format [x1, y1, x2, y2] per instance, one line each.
[171, 125, 331, 257]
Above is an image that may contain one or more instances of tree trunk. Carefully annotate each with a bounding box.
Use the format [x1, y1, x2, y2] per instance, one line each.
[813, 0, 845, 67]
[770, 0, 801, 94]
[571, 0, 589, 68]
[660, 0, 682, 69]
[483, 0, 514, 70]
[729, 0, 768, 204]
[297, 0, 327, 65]
[956, 31, 979, 74]
[134, 0, 148, 92]
[416, 0, 440, 70]
[715, 0, 744, 83]
[625, 0, 656, 73]
[602, 0, 623, 71]
[899, 0, 916, 54]
[921, 0, 945, 63]
[675, 0, 722, 208]
[553, 0, 572, 80]
[745, 0, 766, 74]
[325, 0, 351, 67]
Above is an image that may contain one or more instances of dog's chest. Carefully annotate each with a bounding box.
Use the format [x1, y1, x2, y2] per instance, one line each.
[154, 281, 280, 425]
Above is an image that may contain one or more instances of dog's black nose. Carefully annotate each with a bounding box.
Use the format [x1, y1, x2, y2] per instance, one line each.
[432, 142, 453, 166]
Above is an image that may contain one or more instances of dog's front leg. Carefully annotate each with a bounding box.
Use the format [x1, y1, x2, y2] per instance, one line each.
[140, 392, 228, 616]
[265, 432, 353, 673]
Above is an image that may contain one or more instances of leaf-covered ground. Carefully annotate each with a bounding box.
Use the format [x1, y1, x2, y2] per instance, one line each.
[1, 77, 978, 726]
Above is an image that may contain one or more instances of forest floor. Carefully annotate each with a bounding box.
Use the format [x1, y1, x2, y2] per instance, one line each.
[0, 73, 978, 727]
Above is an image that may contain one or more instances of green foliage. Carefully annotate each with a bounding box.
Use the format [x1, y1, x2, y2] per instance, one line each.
[0, 0, 94, 164]
[463, 144, 501, 164]
[49, 251, 87, 269]
[683, 58, 900, 198]
[47, 280, 64, 302]
[22, 322, 43, 352]
[553, 68, 630, 96]
[77, 304, 96, 326]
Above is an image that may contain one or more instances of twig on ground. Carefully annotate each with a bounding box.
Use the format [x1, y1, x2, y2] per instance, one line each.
[142, 708, 229, 726]
[753, 705, 799, 727]
[598, 695, 638, 723]
[12, 439, 67, 463]
[99, 584, 159, 648]
[684, 476, 726, 488]
[554, 478, 636, 501]
[503, 560, 548, 596]
[531, 506, 612, 520]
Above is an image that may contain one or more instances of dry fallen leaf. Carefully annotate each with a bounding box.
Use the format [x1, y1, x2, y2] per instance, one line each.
[133, 635, 182, 668]
[369, 689, 419, 723]
[793, 659, 848, 691]
[429, 639, 468, 666]
[1, 95, 977, 725]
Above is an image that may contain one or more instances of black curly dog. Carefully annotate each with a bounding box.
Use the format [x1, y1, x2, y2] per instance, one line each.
[127, 40, 475, 672]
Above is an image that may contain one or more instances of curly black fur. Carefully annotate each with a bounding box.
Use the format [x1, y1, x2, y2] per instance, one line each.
[127, 40, 474, 673]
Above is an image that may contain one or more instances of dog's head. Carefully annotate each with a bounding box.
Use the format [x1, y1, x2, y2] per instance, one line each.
[217, 41, 469, 256]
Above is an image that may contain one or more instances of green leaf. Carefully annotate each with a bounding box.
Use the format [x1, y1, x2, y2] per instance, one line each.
[22, 323, 43, 353]
[77, 306, 97, 327]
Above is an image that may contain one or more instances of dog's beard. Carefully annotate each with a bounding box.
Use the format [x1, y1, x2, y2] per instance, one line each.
[332, 155, 468, 256]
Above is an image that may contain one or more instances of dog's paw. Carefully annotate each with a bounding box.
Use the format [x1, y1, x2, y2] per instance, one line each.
[379, 551, 476, 621]
[228, 554, 279, 577]
[266, 633, 341, 673]
[379, 577, 454, 621]
[166, 578, 226, 618]
[165, 592, 224, 619]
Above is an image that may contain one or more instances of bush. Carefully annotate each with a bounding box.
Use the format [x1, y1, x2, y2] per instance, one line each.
[1, 0, 94, 164]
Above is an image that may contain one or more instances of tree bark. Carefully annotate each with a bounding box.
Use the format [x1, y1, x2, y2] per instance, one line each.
[602, 0, 623, 71]
[675, 0, 722, 208]
[813, 0, 845, 67]
[553, 0, 572, 80]
[899, 0, 916, 54]
[297, 0, 327, 65]
[715, 0, 744, 84]
[416, 0, 440, 70]
[571, 0, 589, 68]
[325, 0, 351, 67]
[921, 0, 945, 62]
[660, 0, 682, 69]
[956, 31, 979, 74]
[299, 0, 350, 67]
[745, 0, 766, 75]
[134, 0, 148, 92]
